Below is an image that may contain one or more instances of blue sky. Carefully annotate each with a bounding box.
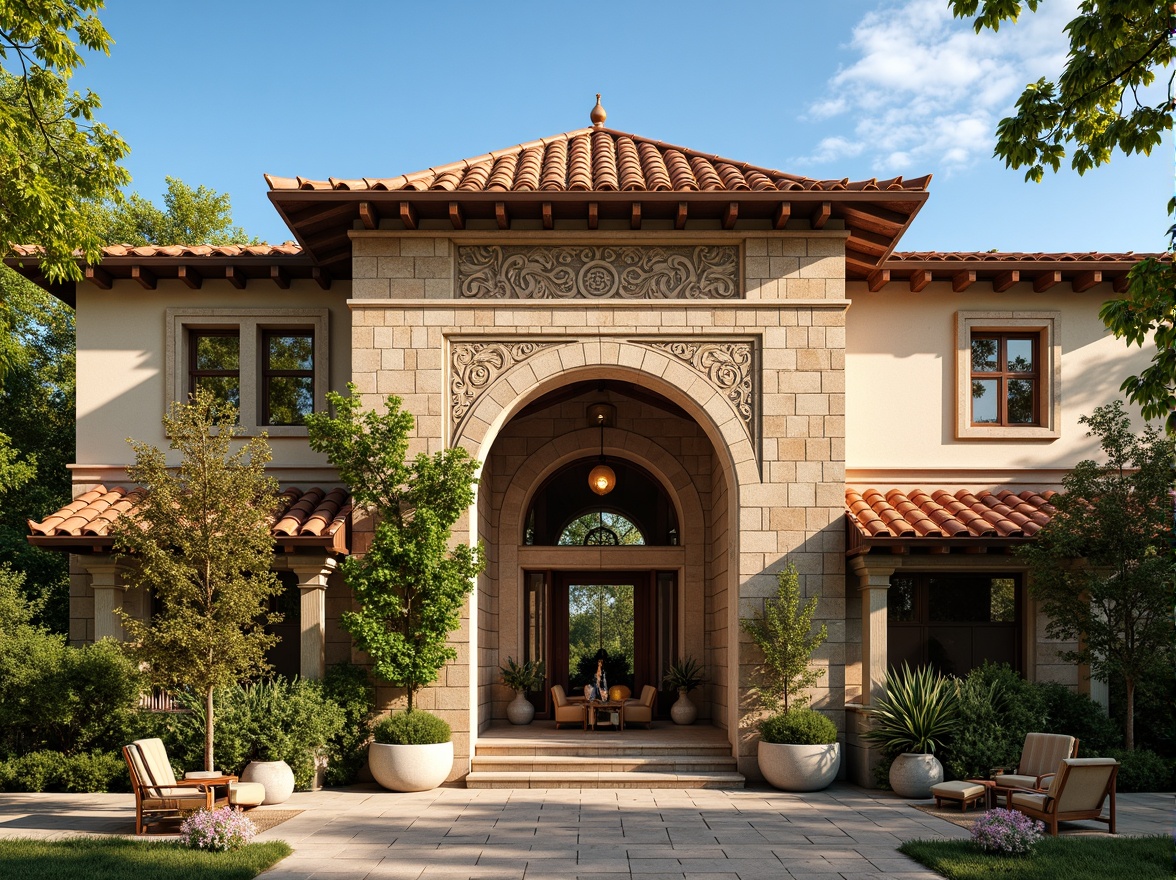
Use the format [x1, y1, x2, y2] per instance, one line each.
[74, 0, 1170, 253]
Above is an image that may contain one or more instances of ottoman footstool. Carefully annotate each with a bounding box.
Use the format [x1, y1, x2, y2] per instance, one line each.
[228, 781, 266, 809]
[930, 780, 988, 812]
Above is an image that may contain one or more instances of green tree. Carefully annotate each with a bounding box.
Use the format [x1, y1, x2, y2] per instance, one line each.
[0, 1, 130, 281]
[1017, 401, 1175, 750]
[950, 1, 1176, 431]
[112, 389, 281, 771]
[740, 563, 828, 712]
[91, 176, 259, 246]
[306, 386, 484, 712]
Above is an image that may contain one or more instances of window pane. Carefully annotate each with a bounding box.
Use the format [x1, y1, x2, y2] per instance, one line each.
[971, 337, 997, 372]
[928, 577, 991, 622]
[268, 333, 313, 371]
[195, 375, 240, 410]
[972, 379, 998, 423]
[888, 576, 915, 621]
[195, 334, 239, 370]
[1007, 379, 1035, 423]
[266, 377, 313, 426]
[1006, 338, 1034, 372]
[990, 578, 1016, 622]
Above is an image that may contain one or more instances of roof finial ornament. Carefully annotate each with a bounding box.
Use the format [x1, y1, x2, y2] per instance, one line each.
[590, 94, 607, 128]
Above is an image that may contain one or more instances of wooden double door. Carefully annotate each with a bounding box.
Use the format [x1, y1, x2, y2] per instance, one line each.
[523, 570, 678, 718]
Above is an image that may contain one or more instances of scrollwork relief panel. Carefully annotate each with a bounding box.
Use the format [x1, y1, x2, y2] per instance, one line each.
[450, 341, 558, 435]
[649, 341, 756, 443]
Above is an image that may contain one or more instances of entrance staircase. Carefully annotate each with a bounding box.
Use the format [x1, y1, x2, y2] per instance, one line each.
[465, 723, 745, 789]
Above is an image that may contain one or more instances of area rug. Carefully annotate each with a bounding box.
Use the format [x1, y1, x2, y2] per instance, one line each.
[912, 802, 988, 830]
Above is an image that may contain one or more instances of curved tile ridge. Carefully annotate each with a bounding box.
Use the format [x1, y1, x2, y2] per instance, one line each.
[847, 487, 1057, 539]
[11, 243, 304, 259]
[890, 251, 1162, 263]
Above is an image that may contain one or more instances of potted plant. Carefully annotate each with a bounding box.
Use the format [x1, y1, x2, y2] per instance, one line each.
[307, 387, 485, 792]
[864, 662, 959, 798]
[368, 711, 453, 792]
[662, 656, 706, 725]
[740, 562, 840, 791]
[499, 657, 545, 725]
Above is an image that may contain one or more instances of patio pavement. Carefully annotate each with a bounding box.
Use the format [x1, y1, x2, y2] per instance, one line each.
[0, 783, 1170, 879]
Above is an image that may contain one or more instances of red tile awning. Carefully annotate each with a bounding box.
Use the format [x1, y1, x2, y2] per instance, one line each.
[28, 485, 351, 555]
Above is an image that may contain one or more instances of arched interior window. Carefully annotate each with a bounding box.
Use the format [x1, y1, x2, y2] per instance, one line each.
[524, 458, 678, 546]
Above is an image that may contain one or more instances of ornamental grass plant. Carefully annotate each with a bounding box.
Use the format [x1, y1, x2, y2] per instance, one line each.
[865, 662, 958, 755]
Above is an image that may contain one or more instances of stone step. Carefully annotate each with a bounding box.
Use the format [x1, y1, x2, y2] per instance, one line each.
[465, 770, 746, 790]
[471, 754, 739, 773]
[474, 743, 732, 758]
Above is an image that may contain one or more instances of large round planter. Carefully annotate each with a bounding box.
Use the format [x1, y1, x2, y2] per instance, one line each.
[506, 691, 535, 725]
[757, 740, 841, 792]
[670, 689, 698, 725]
[888, 752, 944, 798]
[240, 760, 295, 805]
[368, 741, 453, 792]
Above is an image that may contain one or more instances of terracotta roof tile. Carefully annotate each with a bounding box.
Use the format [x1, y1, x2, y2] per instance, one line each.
[264, 127, 932, 195]
[29, 485, 350, 544]
[10, 243, 305, 260]
[890, 251, 1158, 263]
[846, 488, 1056, 540]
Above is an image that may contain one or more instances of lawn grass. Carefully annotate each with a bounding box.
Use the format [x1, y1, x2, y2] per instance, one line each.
[0, 837, 292, 880]
[900, 835, 1172, 880]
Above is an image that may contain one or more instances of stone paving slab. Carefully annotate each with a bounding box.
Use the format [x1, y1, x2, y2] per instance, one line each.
[0, 783, 1168, 879]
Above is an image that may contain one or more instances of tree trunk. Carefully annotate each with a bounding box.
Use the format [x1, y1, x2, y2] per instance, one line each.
[407, 687, 414, 712]
[1124, 678, 1134, 751]
[205, 686, 215, 771]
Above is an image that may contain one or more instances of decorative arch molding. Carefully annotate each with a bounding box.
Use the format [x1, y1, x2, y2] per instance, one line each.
[449, 337, 760, 463]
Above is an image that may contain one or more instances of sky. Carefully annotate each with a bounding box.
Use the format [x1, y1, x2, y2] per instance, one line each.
[72, 0, 1171, 254]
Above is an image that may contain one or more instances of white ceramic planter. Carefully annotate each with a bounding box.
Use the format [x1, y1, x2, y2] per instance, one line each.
[240, 760, 295, 805]
[888, 752, 944, 798]
[757, 740, 841, 791]
[670, 689, 698, 725]
[506, 691, 535, 725]
[368, 741, 453, 792]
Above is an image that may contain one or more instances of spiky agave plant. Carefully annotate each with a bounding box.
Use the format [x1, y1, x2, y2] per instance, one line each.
[865, 662, 959, 754]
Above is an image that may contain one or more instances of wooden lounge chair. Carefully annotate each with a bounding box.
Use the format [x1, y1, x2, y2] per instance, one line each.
[122, 738, 219, 834]
[623, 685, 657, 728]
[994, 732, 1079, 802]
[1007, 757, 1119, 836]
[551, 684, 586, 729]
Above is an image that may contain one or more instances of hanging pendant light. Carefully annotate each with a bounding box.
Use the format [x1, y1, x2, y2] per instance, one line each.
[587, 404, 616, 496]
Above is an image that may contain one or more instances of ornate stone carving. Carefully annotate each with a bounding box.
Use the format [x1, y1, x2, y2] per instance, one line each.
[456, 245, 740, 299]
[451, 341, 557, 433]
[651, 341, 756, 436]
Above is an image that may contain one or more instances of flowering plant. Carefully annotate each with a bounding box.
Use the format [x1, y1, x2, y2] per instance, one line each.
[970, 808, 1044, 855]
[179, 806, 257, 852]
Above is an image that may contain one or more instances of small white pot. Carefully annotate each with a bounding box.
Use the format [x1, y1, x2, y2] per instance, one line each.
[670, 688, 698, 725]
[506, 691, 535, 725]
[240, 760, 295, 805]
[888, 752, 944, 798]
[758, 740, 841, 792]
[369, 741, 453, 792]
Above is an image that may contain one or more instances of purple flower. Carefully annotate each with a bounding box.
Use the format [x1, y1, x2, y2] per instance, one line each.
[179, 806, 257, 852]
[970, 808, 1044, 855]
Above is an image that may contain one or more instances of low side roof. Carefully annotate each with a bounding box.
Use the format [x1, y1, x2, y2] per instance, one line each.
[874, 251, 1168, 294]
[265, 125, 932, 281]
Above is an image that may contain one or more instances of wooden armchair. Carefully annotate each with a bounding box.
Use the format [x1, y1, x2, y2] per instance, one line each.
[551, 684, 587, 729]
[1008, 757, 1118, 835]
[623, 685, 657, 728]
[122, 738, 219, 834]
[994, 732, 1079, 800]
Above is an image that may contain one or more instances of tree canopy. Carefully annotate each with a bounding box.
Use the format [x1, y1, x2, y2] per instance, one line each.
[0, 1, 130, 281]
[90, 176, 259, 246]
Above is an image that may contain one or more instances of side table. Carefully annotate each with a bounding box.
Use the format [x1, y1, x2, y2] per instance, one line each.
[964, 778, 997, 809]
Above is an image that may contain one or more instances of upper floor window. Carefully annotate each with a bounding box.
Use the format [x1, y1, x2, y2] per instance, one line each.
[262, 331, 315, 426]
[190, 330, 241, 411]
[955, 311, 1060, 440]
[970, 334, 1038, 426]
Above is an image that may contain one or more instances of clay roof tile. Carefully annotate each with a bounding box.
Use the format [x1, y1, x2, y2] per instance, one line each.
[567, 134, 593, 190]
[540, 139, 568, 191]
[591, 129, 619, 190]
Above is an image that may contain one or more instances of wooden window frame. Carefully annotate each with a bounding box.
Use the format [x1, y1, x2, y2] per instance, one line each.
[188, 329, 241, 404]
[261, 329, 315, 427]
[969, 332, 1040, 427]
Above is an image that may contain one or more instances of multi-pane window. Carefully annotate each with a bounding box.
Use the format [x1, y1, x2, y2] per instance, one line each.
[189, 330, 241, 410]
[970, 333, 1038, 426]
[263, 331, 314, 426]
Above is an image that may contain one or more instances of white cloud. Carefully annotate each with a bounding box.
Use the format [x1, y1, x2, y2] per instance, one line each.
[794, 0, 1079, 175]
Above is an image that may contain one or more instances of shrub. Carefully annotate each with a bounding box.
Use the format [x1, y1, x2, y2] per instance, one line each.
[321, 662, 375, 786]
[0, 750, 126, 792]
[945, 663, 1046, 780]
[1034, 680, 1121, 755]
[180, 806, 256, 852]
[759, 708, 838, 745]
[373, 710, 451, 745]
[1106, 748, 1173, 792]
[970, 808, 1044, 855]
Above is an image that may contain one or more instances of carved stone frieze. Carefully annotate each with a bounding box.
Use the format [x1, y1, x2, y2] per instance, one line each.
[650, 341, 756, 439]
[450, 341, 558, 433]
[456, 245, 740, 299]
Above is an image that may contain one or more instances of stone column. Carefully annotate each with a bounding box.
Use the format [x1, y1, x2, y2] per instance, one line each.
[84, 561, 130, 642]
[290, 558, 336, 681]
[850, 555, 896, 706]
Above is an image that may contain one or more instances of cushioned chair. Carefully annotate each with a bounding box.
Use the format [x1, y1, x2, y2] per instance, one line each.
[1008, 757, 1118, 835]
[994, 732, 1079, 801]
[551, 684, 587, 729]
[122, 738, 219, 835]
[623, 685, 657, 728]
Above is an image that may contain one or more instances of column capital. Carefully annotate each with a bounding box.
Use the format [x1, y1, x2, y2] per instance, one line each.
[850, 554, 896, 587]
[82, 560, 132, 590]
[286, 556, 338, 590]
